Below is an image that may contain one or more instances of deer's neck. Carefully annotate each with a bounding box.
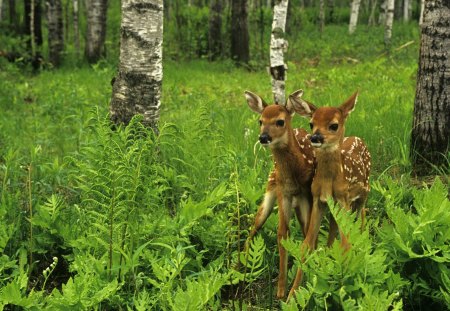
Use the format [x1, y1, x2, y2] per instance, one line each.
[271, 130, 307, 181]
[314, 146, 342, 181]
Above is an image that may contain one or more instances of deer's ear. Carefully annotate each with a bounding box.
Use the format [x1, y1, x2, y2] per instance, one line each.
[245, 91, 267, 114]
[288, 89, 317, 118]
[339, 91, 358, 119]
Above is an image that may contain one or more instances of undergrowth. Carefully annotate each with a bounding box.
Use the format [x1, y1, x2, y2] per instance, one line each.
[1, 23, 449, 310]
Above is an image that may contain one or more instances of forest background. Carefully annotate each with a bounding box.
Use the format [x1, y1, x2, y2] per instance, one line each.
[0, 0, 449, 310]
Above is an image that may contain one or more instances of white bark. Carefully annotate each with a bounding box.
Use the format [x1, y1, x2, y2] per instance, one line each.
[379, 0, 386, 24]
[110, 0, 164, 129]
[419, 0, 425, 25]
[270, 0, 289, 105]
[349, 0, 361, 34]
[384, 0, 394, 47]
[73, 0, 80, 58]
[0, 0, 3, 22]
[403, 0, 411, 21]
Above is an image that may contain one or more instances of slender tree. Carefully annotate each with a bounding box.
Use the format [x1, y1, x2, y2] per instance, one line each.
[231, 0, 249, 64]
[419, 0, 425, 25]
[24, 0, 43, 69]
[0, 0, 4, 22]
[85, 0, 107, 63]
[384, 0, 394, 48]
[208, 0, 222, 60]
[73, 0, 80, 58]
[349, 0, 361, 34]
[46, 0, 64, 67]
[110, 0, 164, 131]
[269, 0, 288, 104]
[411, 0, 449, 174]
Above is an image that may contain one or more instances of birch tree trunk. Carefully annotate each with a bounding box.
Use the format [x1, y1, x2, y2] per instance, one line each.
[411, 0, 450, 175]
[403, 0, 411, 21]
[231, 0, 249, 64]
[73, 0, 80, 58]
[0, 0, 3, 22]
[85, 0, 107, 63]
[379, 0, 386, 23]
[319, 0, 325, 33]
[270, 0, 288, 105]
[46, 0, 63, 67]
[384, 0, 394, 48]
[419, 0, 425, 25]
[25, 0, 43, 69]
[349, 0, 361, 34]
[110, 0, 163, 131]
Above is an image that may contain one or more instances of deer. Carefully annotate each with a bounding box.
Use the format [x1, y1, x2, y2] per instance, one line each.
[244, 90, 316, 299]
[286, 90, 371, 300]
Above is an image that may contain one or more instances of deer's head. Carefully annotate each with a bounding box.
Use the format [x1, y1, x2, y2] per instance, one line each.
[245, 90, 301, 148]
[289, 90, 358, 150]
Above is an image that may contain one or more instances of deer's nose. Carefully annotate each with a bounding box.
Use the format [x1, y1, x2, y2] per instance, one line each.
[310, 133, 324, 144]
[259, 133, 271, 144]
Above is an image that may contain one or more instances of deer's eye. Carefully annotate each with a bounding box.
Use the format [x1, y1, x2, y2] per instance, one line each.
[309, 123, 314, 130]
[276, 120, 285, 127]
[259, 120, 262, 126]
[329, 124, 339, 131]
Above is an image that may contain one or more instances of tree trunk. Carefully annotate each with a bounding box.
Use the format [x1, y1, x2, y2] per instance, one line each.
[85, 0, 107, 63]
[208, 0, 222, 61]
[110, 0, 164, 131]
[46, 0, 64, 67]
[349, 0, 361, 34]
[231, 0, 249, 64]
[411, 0, 450, 175]
[319, 0, 325, 33]
[0, 0, 3, 22]
[24, 0, 43, 69]
[384, 0, 394, 48]
[418, 0, 425, 25]
[368, 0, 378, 26]
[73, 0, 80, 58]
[379, 0, 386, 23]
[270, 0, 288, 104]
[403, 0, 411, 21]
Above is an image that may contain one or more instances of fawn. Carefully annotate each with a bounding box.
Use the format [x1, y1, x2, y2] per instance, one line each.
[287, 90, 371, 299]
[245, 90, 315, 299]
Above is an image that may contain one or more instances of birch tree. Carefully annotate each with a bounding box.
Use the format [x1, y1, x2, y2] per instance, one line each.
[46, 0, 63, 67]
[384, 0, 394, 48]
[73, 0, 80, 58]
[270, 0, 289, 104]
[110, 0, 163, 131]
[349, 0, 361, 34]
[85, 0, 107, 63]
[411, 0, 449, 174]
[419, 0, 425, 25]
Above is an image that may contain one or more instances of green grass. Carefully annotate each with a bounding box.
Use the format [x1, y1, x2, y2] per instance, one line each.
[0, 23, 449, 310]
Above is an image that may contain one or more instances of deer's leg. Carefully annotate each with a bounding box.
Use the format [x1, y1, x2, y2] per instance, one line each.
[327, 214, 339, 247]
[287, 199, 324, 301]
[277, 193, 292, 299]
[248, 178, 276, 240]
[292, 194, 311, 239]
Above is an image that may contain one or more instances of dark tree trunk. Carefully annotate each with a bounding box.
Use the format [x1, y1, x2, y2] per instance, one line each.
[46, 0, 64, 67]
[9, 0, 18, 32]
[231, 0, 249, 64]
[208, 0, 223, 60]
[24, 0, 43, 70]
[411, 0, 450, 175]
[85, 0, 107, 63]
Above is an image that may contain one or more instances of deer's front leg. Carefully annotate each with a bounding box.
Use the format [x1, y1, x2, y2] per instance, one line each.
[277, 193, 292, 299]
[287, 198, 324, 301]
[248, 173, 277, 241]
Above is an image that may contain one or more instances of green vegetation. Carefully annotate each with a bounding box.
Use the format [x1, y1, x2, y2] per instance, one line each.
[1, 18, 449, 311]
